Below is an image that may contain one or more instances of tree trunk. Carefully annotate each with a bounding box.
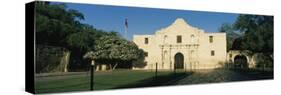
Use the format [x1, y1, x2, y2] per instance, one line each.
[61, 51, 70, 72]
[109, 64, 113, 70]
[112, 62, 118, 70]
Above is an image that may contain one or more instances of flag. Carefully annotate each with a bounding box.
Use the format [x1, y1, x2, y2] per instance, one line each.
[125, 18, 128, 29]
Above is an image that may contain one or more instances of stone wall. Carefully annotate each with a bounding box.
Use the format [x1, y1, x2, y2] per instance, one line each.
[36, 45, 70, 73]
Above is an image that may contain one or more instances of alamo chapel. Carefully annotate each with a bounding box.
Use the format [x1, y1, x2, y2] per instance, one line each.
[133, 18, 227, 70]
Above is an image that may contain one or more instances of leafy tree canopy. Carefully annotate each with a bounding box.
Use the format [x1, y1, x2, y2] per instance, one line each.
[84, 35, 144, 62]
[218, 23, 241, 51]
[35, 3, 84, 46]
[234, 15, 273, 54]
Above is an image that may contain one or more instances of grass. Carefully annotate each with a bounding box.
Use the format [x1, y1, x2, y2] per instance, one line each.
[35, 74, 90, 93]
[35, 70, 191, 93]
[35, 68, 273, 94]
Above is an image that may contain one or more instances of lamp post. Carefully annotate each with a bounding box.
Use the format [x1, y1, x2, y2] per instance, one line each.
[155, 62, 158, 80]
[90, 60, 95, 90]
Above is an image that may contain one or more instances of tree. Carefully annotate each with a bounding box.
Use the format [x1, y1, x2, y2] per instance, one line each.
[65, 25, 119, 71]
[234, 15, 273, 54]
[84, 35, 145, 70]
[219, 23, 234, 33]
[35, 2, 115, 71]
[35, 3, 84, 46]
[231, 37, 244, 50]
[218, 23, 241, 51]
[234, 15, 273, 68]
[66, 26, 97, 52]
[35, 2, 145, 71]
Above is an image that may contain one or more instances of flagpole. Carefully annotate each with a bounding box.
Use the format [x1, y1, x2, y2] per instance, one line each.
[125, 18, 128, 40]
[125, 25, 127, 39]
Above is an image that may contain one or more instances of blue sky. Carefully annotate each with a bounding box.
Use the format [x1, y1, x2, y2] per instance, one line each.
[62, 2, 239, 40]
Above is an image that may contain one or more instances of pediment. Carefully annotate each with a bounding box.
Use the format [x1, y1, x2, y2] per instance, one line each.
[155, 18, 204, 35]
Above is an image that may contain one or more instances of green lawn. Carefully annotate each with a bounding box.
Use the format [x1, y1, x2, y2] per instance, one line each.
[35, 70, 191, 93]
[35, 69, 273, 94]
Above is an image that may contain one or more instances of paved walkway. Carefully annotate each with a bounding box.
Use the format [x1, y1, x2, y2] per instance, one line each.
[173, 69, 272, 85]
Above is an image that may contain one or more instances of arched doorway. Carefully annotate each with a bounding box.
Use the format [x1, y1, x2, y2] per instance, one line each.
[234, 55, 248, 68]
[174, 52, 184, 69]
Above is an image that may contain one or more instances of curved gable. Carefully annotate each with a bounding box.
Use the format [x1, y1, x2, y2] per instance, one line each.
[155, 18, 204, 36]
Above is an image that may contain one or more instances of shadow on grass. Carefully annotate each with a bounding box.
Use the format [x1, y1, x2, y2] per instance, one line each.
[113, 72, 193, 89]
[35, 81, 90, 93]
[229, 68, 273, 80]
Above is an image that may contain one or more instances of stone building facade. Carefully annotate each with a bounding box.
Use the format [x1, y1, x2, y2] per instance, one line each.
[133, 18, 227, 70]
